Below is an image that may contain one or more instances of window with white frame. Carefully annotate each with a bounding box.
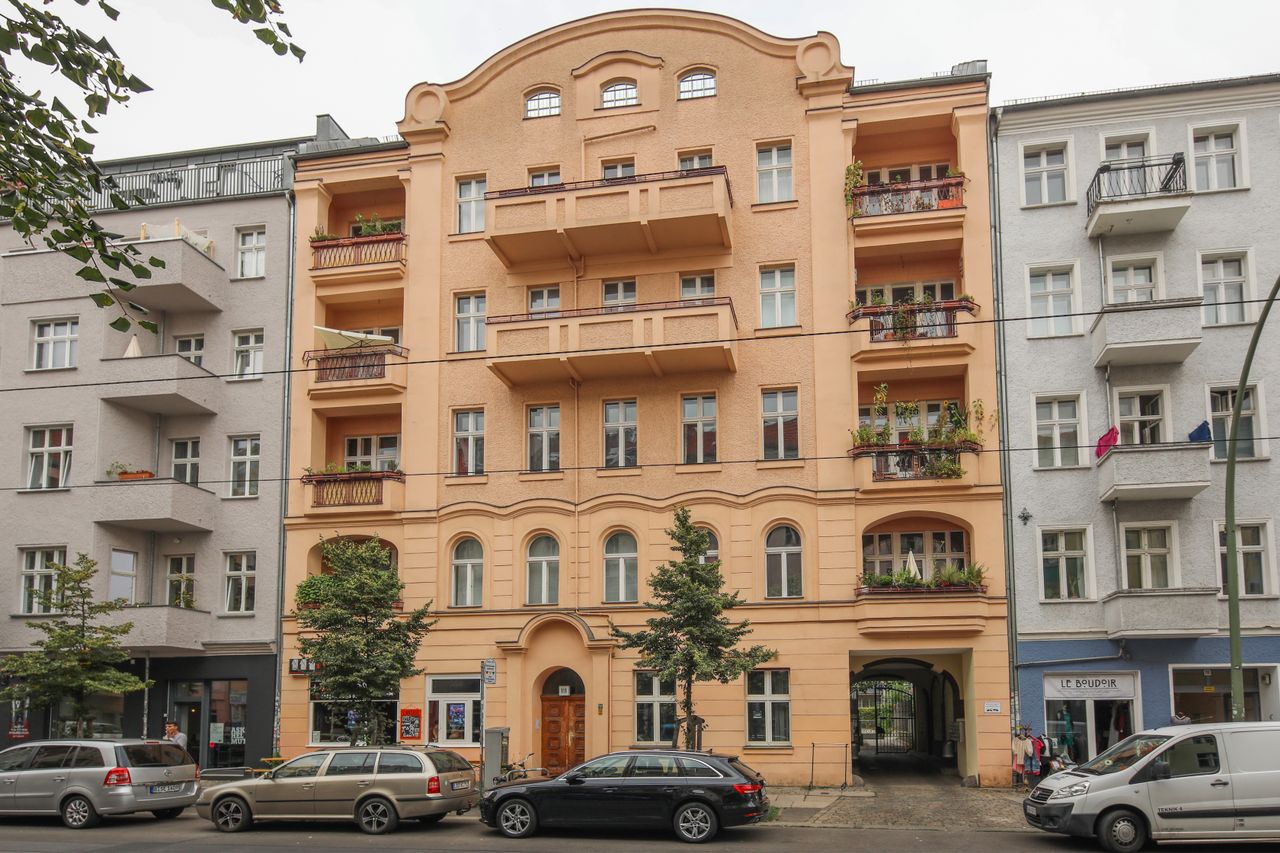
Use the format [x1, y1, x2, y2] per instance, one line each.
[1201, 255, 1248, 325]
[529, 287, 560, 313]
[1041, 529, 1089, 600]
[1209, 386, 1258, 460]
[855, 280, 955, 307]
[1123, 525, 1174, 589]
[862, 529, 968, 578]
[765, 525, 802, 598]
[236, 227, 266, 278]
[1101, 136, 1149, 195]
[603, 160, 636, 179]
[601, 79, 638, 108]
[762, 388, 798, 460]
[174, 335, 203, 366]
[603, 400, 637, 468]
[1109, 259, 1157, 304]
[167, 555, 194, 607]
[1193, 128, 1239, 191]
[1028, 267, 1076, 336]
[427, 675, 483, 745]
[680, 273, 714, 299]
[700, 528, 719, 565]
[527, 535, 559, 606]
[529, 168, 561, 187]
[682, 394, 717, 464]
[1035, 396, 1082, 468]
[525, 90, 560, 119]
[352, 326, 401, 344]
[26, 425, 72, 489]
[231, 329, 264, 378]
[756, 144, 793, 203]
[171, 438, 200, 485]
[452, 410, 484, 476]
[1023, 144, 1068, 205]
[679, 151, 712, 170]
[225, 552, 256, 612]
[1219, 522, 1268, 596]
[527, 405, 560, 472]
[344, 435, 400, 471]
[228, 435, 260, 497]
[1117, 389, 1165, 445]
[602, 279, 636, 308]
[747, 669, 790, 744]
[31, 318, 78, 369]
[678, 71, 716, 100]
[635, 671, 677, 743]
[455, 293, 486, 351]
[456, 177, 486, 233]
[759, 266, 796, 328]
[20, 547, 64, 615]
[604, 531, 638, 603]
[451, 538, 483, 607]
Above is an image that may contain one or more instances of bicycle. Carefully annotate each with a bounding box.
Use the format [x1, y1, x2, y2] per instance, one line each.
[493, 752, 549, 784]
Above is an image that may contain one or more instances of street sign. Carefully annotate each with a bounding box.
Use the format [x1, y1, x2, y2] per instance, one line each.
[482, 658, 497, 685]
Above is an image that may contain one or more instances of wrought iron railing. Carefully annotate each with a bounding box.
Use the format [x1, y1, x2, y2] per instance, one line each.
[486, 296, 735, 326]
[846, 299, 976, 342]
[1086, 153, 1186, 217]
[310, 233, 406, 269]
[485, 165, 733, 207]
[302, 470, 403, 507]
[87, 155, 287, 211]
[848, 176, 964, 218]
[848, 441, 980, 481]
[302, 345, 407, 382]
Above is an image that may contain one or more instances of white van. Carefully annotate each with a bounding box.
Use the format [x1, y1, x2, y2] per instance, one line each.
[1024, 721, 1280, 852]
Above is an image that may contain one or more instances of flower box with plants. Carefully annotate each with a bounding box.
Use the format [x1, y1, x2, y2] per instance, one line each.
[858, 564, 987, 594]
[845, 294, 979, 326]
[299, 463, 405, 484]
[105, 462, 155, 481]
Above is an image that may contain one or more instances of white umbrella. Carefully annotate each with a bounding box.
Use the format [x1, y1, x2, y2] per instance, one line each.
[905, 551, 920, 579]
[313, 326, 395, 350]
[123, 334, 142, 358]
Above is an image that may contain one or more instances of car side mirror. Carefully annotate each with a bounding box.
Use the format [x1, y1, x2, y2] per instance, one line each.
[564, 772, 584, 785]
[1151, 760, 1171, 781]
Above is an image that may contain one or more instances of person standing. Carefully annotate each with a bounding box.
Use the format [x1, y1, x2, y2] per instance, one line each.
[164, 720, 188, 751]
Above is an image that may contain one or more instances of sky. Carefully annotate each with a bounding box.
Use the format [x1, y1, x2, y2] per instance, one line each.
[27, 0, 1280, 160]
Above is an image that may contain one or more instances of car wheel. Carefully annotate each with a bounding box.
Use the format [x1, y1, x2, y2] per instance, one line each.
[496, 798, 538, 838]
[418, 812, 446, 825]
[60, 794, 101, 829]
[152, 807, 185, 819]
[673, 801, 718, 844]
[357, 796, 400, 835]
[1097, 809, 1148, 853]
[212, 796, 253, 833]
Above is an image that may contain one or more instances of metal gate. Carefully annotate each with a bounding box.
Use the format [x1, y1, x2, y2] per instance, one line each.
[854, 681, 915, 754]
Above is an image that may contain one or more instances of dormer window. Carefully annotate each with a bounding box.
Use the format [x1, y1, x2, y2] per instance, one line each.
[601, 80, 638, 109]
[525, 89, 561, 119]
[678, 70, 716, 100]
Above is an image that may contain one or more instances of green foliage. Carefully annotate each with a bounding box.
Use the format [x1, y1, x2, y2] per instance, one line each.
[861, 563, 987, 591]
[920, 453, 965, 479]
[0, 553, 150, 737]
[295, 537, 433, 746]
[610, 508, 776, 748]
[353, 213, 401, 236]
[851, 425, 880, 447]
[310, 226, 340, 242]
[843, 160, 864, 207]
[303, 462, 376, 475]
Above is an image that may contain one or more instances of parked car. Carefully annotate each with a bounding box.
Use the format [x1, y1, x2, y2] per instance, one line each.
[479, 749, 769, 844]
[0, 739, 199, 828]
[1024, 721, 1280, 852]
[195, 746, 475, 834]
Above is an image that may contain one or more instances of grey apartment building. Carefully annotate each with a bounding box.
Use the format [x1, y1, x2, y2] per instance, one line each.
[993, 75, 1280, 763]
[0, 135, 308, 768]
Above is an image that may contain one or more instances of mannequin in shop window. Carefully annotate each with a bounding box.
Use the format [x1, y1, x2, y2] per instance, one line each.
[1057, 707, 1076, 762]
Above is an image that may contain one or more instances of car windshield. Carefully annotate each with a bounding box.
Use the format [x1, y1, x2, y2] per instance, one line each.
[1076, 734, 1170, 775]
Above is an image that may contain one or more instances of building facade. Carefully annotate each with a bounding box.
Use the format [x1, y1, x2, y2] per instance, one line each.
[994, 76, 1280, 763]
[0, 136, 308, 768]
[281, 10, 1011, 786]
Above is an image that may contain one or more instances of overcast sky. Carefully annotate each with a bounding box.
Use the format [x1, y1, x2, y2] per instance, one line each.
[34, 0, 1280, 160]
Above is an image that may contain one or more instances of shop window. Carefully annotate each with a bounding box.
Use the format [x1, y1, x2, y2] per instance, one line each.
[428, 675, 483, 746]
[309, 682, 397, 746]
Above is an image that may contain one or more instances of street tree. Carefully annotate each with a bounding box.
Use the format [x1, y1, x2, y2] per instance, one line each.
[0, 552, 150, 737]
[611, 507, 776, 749]
[295, 536, 434, 746]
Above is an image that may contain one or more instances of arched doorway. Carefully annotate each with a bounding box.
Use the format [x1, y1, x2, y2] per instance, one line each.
[539, 668, 585, 775]
[851, 658, 962, 777]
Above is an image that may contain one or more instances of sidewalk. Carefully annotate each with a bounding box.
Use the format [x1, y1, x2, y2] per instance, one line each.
[768, 777, 1028, 831]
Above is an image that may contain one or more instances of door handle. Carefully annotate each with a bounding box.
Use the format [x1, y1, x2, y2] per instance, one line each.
[52, 777, 66, 782]
[662, 786, 677, 793]
[1210, 779, 1230, 788]
[1, 779, 14, 785]
[301, 783, 315, 790]
[357, 781, 371, 787]
[602, 786, 618, 793]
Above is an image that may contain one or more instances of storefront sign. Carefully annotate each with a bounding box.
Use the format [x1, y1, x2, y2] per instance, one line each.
[288, 658, 316, 675]
[1044, 673, 1136, 700]
[400, 708, 422, 741]
[482, 658, 497, 685]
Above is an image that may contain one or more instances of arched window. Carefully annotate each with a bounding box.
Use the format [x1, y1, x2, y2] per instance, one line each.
[527, 535, 559, 606]
[678, 70, 716, 100]
[451, 538, 483, 607]
[525, 89, 561, 119]
[698, 528, 720, 565]
[604, 531, 638, 603]
[601, 80, 638, 109]
[765, 525, 802, 598]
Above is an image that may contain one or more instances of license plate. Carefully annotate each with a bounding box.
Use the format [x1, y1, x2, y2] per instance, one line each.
[1025, 804, 1038, 816]
[150, 783, 183, 794]
[451, 780, 469, 790]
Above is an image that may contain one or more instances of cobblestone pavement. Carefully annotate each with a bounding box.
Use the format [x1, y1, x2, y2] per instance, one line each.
[811, 776, 1028, 831]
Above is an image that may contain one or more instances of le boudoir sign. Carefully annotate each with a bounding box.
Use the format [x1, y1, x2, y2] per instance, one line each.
[1044, 673, 1136, 700]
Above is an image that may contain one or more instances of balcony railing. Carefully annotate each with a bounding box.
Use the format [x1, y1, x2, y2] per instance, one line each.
[848, 441, 980, 481]
[310, 233, 406, 269]
[87, 155, 286, 212]
[302, 345, 407, 382]
[486, 296, 735, 327]
[846, 298, 976, 342]
[301, 470, 403, 507]
[1086, 153, 1186, 218]
[849, 176, 964, 219]
[485, 165, 733, 206]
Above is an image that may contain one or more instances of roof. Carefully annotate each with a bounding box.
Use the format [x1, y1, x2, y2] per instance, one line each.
[849, 61, 990, 95]
[1001, 72, 1280, 113]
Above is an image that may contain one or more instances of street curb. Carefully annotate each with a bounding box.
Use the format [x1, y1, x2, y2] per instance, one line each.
[763, 821, 1030, 832]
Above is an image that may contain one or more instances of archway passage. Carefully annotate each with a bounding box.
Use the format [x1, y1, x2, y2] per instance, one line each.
[540, 668, 585, 776]
[854, 679, 915, 755]
[851, 658, 961, 778]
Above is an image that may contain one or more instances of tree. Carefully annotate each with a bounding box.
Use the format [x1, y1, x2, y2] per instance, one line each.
[611, 507, 776, 749]
[0, 552, 150, 737]
[295, 537, 433, 746]
[0, 0, 303, 332]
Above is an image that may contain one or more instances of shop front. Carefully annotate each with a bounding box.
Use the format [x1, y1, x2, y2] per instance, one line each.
[1171, 665, 1275, 723]
[1042, 671, 1140, 763]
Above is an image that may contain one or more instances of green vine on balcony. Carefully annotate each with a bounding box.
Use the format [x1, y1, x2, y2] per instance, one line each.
[860, 563, 986, 591]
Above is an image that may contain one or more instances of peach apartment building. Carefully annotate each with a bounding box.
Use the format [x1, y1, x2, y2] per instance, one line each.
[281, 10, 1011, 787]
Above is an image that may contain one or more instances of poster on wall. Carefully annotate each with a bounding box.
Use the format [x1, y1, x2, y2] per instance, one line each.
[400, 708, 422, 741]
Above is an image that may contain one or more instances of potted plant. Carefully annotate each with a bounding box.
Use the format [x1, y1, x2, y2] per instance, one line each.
[844, 160, 865, 215]
[106, 462, 155, 481]
[309, 226, 340, 243]
[851, 425, 880, 447]
[353, 213, 403, 237]
[171, 580, 195, 609]
[939, 169, 965, 209]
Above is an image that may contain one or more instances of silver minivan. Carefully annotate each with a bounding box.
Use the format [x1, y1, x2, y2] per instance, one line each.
[0, 739, 199, 828]
[1025, 721, 1280, 852]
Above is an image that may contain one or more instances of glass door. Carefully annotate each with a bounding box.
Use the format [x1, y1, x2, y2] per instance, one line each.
[170, 681, 205, 765]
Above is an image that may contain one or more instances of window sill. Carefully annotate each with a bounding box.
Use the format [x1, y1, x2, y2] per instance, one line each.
[445, 474, 489, 485]
[225, 376, 264, 383]
[600, 600, 640, 606]
[1032, 465, 1092, 472]
[1026, 332, 1085, 340]
[1203, 320, 1257, 329]
[222, 495, 260, 501]
[597, 466, 642, 477]
[1216, 593, 1278, 601]
[753, 325, 802, 338]
[751, 200, 798, 212]
[230, 276, 266, 283]
[742, 743, 794, 751]
[518, 470, 564, 482]
[217, 612, 256, 618]
[445, 350, 486, 358]
[449, 604, 484, 610]
[1039, 598, 1097, 604]
[1020, 200, 1077, 210]
[756, 459, 803, 470]
[675, 463, 722, 474]
[1210, 456, 1269, 464]
[24, 366, 77, 374]
[447, 232, 487, 243]
[15, 487, 70, 494]
[1192, 185, 1249, 196]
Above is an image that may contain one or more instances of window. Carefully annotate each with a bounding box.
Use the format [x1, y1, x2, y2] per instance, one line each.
[756, 144, 793, 203]
[1041, 529, 1089, 600]
[231, 329, 264, 379]
[759, 266, 796, 328]
[579, 755, 630, 778]
[171, 438, 200, 485]
[1117, 389, 1165, 445]
[765, 525, 802, 598]
[174, 335, 203, 367]
[457, 178, 486, 233]
[603, 400, 638, 468]
[1035, 396, 1082, 468]
[747, 670, 790, 744]
[451, 538, 483, 607]
[1101, 136, 1149, 195]
[855, 280, 955, 307]
[379, 752, 423, 774]
[631, 754, 681, 777]
[1219, 523, 1268, 596]
[1109, 259, 1157, 304]
[26, 425, 72, 489]
[427, 676, 483, 745]
[527, 535, 559, 605]
[761, 389, 798, 460]
[529, 287, 560, 313]
[351, 325, 401, 344]
[1209, 386, 1258, 460]
[454, 293, 486, 352]
[31, 318, 77, 369]
[225, 552, 256, 612]
[1028, 267, 1077, 336]
[167, 555, 194, 607]
[527, 405, 560, 472]
[525, 89, 561, 118]
[1162, 735, 1221, 777]
[324, 752, 375, 776]
[1023, 144, 1068, 205]
[529, 169, 561, 187]
[309, 684, 396, 746]
[602, 279, 636, 308]
[700, 529, 719, 565]
[236, 227, 266, 278]
[635, 672, 676, 743]
[603, 160, 636, 180]
[348, 219, 403, 238]
[1193, 129, 1239, 191]
[604, 531, 638, 603]
[681, 395, 717, 464]
[678, 71, 716, 99]
[228, 434, 260, 497]
[453, 410, 485, 476]
[679, 151, 712, 170]
[20, 547, 64, 615]
[601, 80, 638, 108]
[344, 435, 400, 471]
[1201, 255, 1248, 325]
[862, 529, 968, 577]
[1123, 526, 1173, 589]
[1104, 137, 1147, 161]
[680, 273, 714, 299]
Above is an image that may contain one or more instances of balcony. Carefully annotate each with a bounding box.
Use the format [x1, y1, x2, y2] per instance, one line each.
[1096, 444, 1212, 502]
[302, 345, 408, 401]
[111, 237, 228, 312]
[848, 442, 980, 490]
[107, 605, 213, 654]
[848, 299, 979, 370]
[852, 591, 1002, 638]
[1086, 154, 1190, 238]
[1090, 297, 1202, 368]
[848, 177, 965, 256]
[486, 297, 738, 386]
[309, 233, 407, 285]
[483, 167, 733, 270]
[93, 478, 219, 533]
[1101, 587, 1220, 639]
[98, 354, 219, 415]
[300, 470, 404, 516]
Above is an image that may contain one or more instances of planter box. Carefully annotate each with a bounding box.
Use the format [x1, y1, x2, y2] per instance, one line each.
[117, 471, 156, 480]
[857, 585, 986, 595]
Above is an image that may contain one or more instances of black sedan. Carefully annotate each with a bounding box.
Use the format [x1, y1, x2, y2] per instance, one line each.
[479, 749, 768, 843]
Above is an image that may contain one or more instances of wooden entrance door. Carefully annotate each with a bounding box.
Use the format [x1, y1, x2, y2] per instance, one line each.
[541, 695, 586, 776]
